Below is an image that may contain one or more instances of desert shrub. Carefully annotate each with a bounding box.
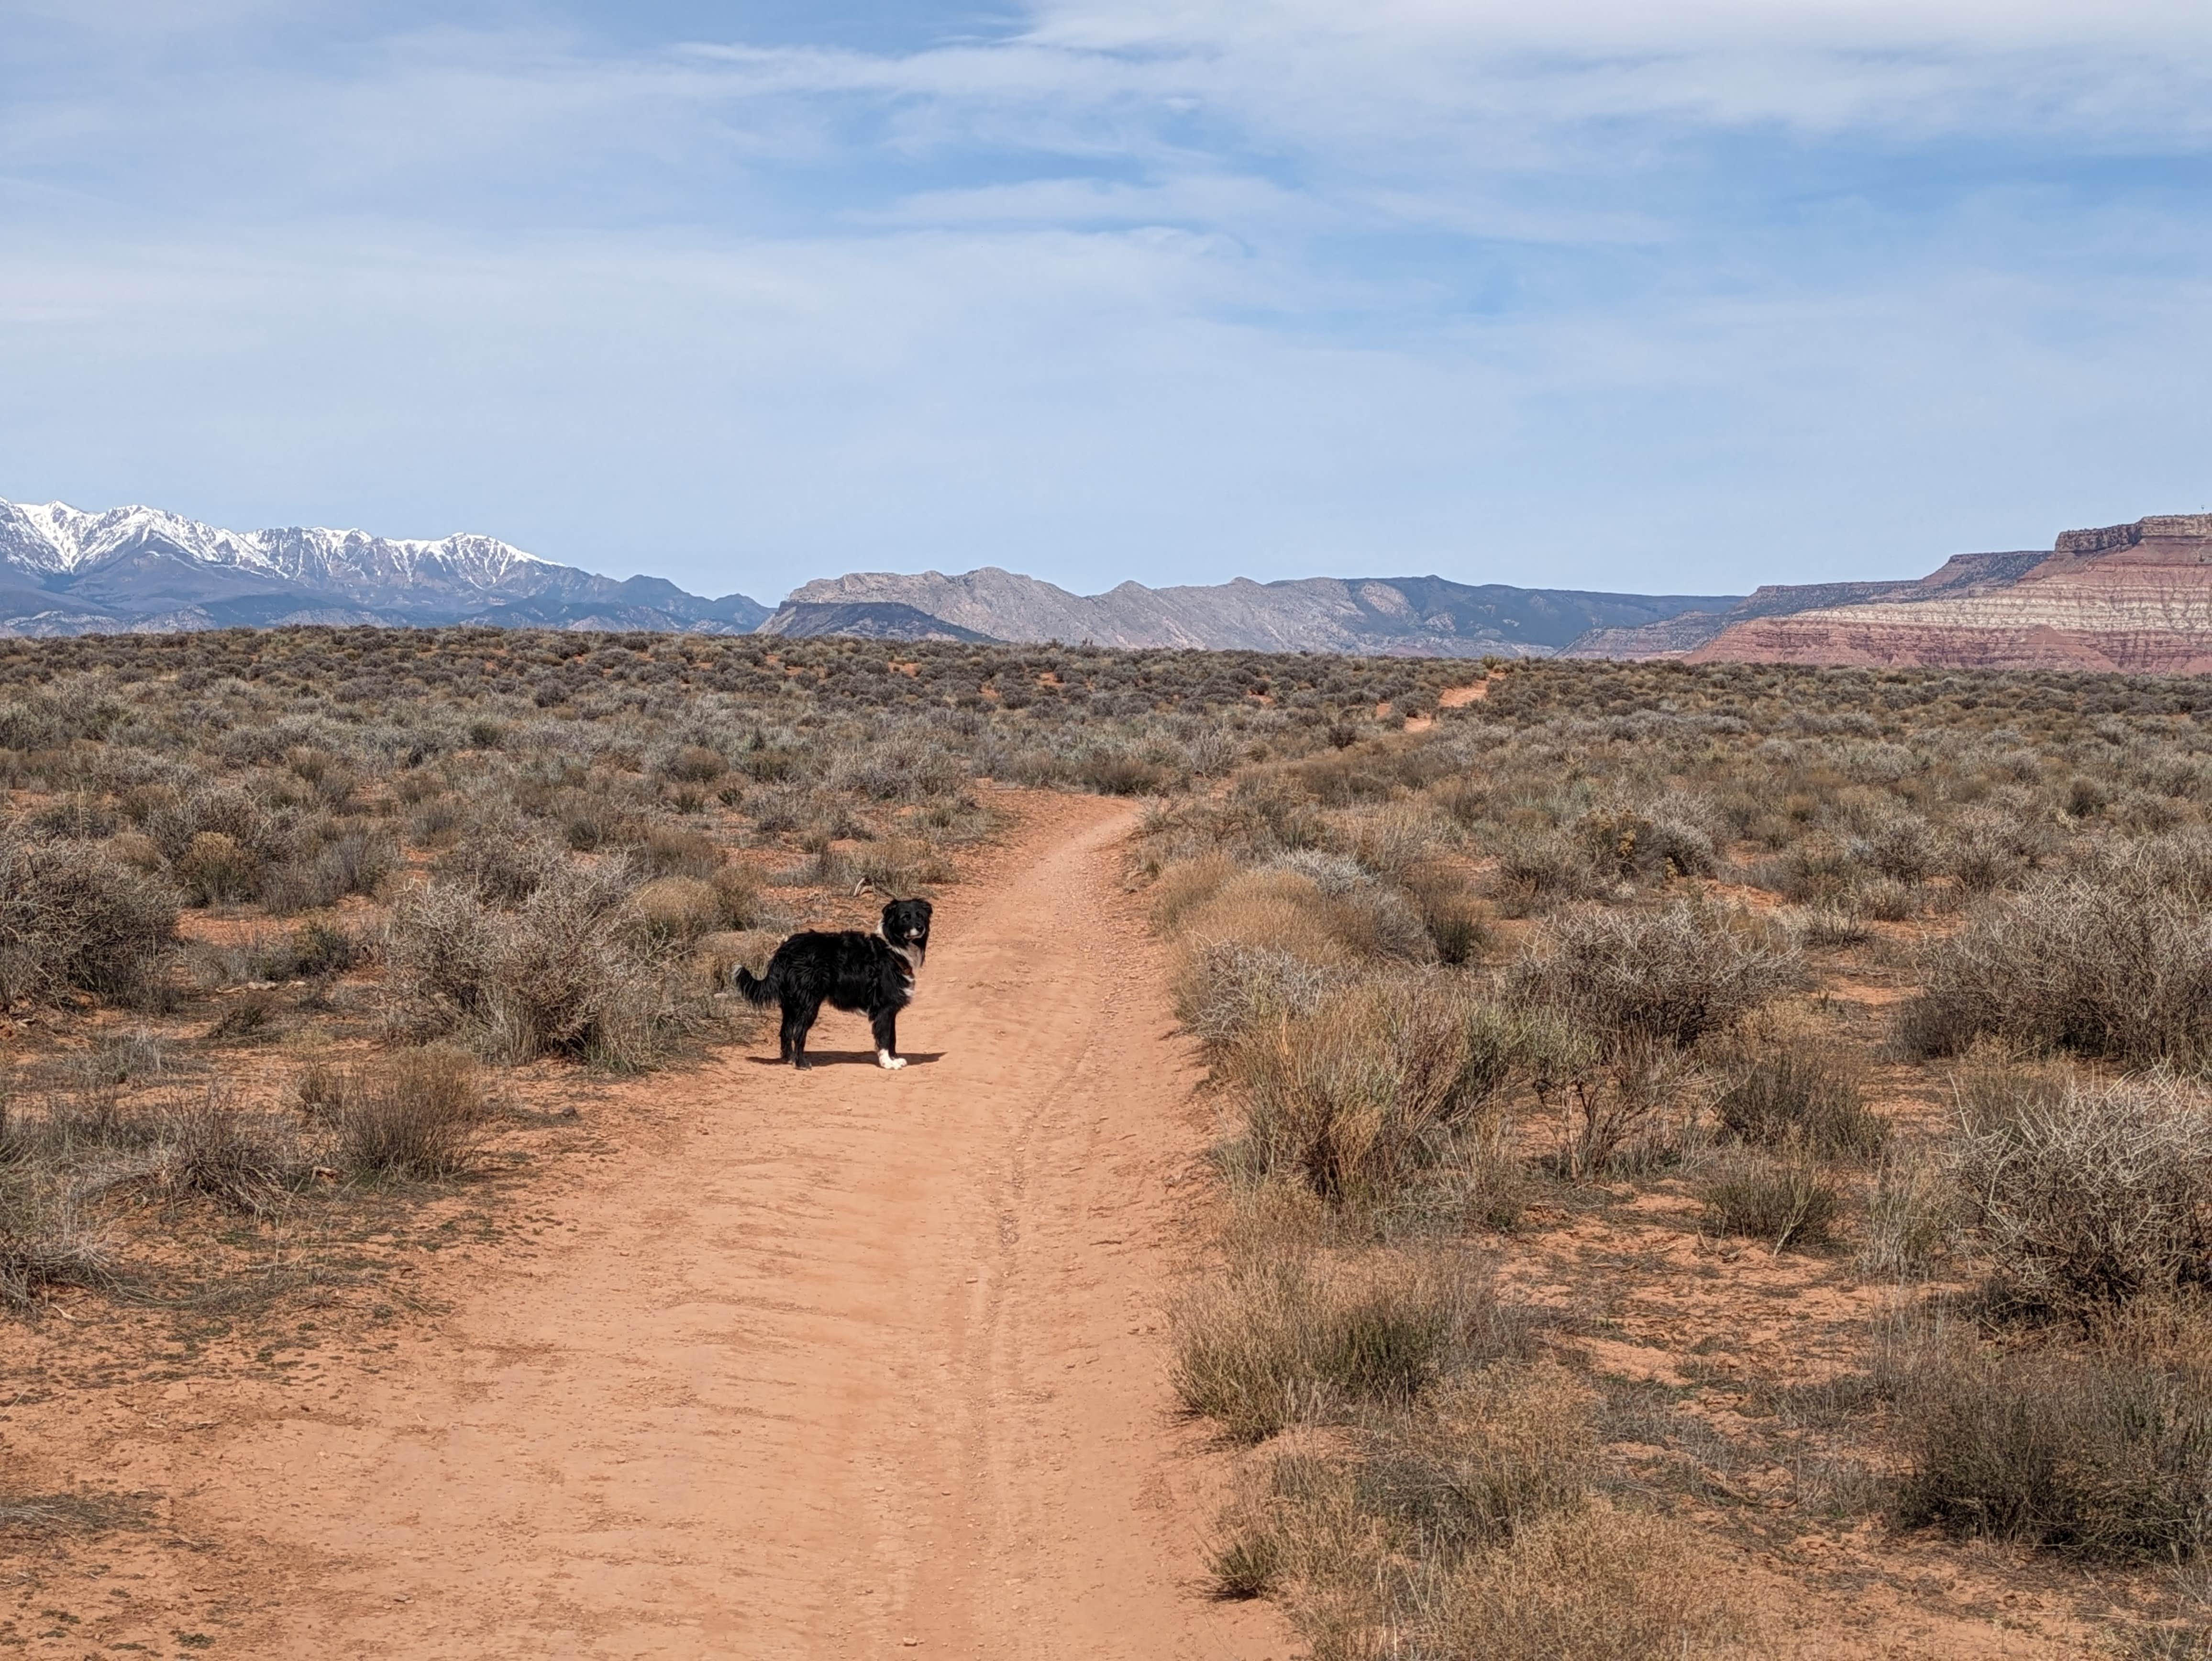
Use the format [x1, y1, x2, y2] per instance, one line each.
[205, 989, 281, 1043]
[1403, 867, 1491, 965]
[1078, 751, 1172, 796]
[157, 1089, 302, 1214]
[0, 831, 177, 1006]
[1860, 1152, 1959, 1281]
[1701, 1153, 1840, 1251]
[105, 830, 163, 873]
[662, 743, 726, 783]
[1329, 882, 1435, 963]
[1212, 1359, 1594, 1606]
[1488, 828, 1606, 916]
[634, 876, 720, 943]
[708, 863, 764, 930]
[1572, 801, 1718, 883]
[1892, 1344, 2212, 1561]
[1897, 870, 2212, 1065]
[141, 784, 287, 873]
[1221, 982, 1493, 1204]
[0, 1194, 118, 1311]
[852, 835, 956, 894]
[1857, 875, 1919, 920]
[261, 826, 394, 912]
[1864, 814, 1937, 884]
[639, 824, 722, 880]
[1423, 1503, 1745, 1661]
[328, 1047, 485, 1179]
[1755, 835, 1862, 905]
[385, 868, 694, 1068]
[284, 919, 365, 980]
[1172, 1247, 1524, 1441]
[1797, 901, 1871, 947]
[1949, 1076, 2212, 1316]
[174, 831, 260, 905]
[433, 829, 565, 903]
[1946, 805, 2050, 893]
[1505, 902, 1802, 1051]
[1713, 1041, 1885, 1157]
[1173, 940, 1341, 1052]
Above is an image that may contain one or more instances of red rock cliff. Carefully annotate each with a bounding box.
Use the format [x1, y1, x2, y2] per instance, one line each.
[1685, 516, 2212, 672]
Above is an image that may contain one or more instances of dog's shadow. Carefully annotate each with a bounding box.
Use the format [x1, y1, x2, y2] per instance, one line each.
[745, 1051, 946, 1069]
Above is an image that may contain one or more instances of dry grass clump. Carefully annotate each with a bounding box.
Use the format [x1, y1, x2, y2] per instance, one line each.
[155, 1088, 307, 1214]
[1713, 1039, 1886, 1158]
[1172, 1245, 1526, 1443]
[385, 867, 699, 1068]
[1891, 1337, 2212, 1561]
[1505, 902, 1803, 1050]
[1211, 1360, 1596, 1596]
[1859, 1151, 1959, 1281]
[1403, 864, 1492, 965]
[1174, 940, 1343, 1053]
[0, 1189, 119, 1312]
[634, 875, 722, 942]
[1218, 983, 1501, 1205]
[316, 1047, 486, 1180]
[1898, 869, 2212, 1065]
[1420, 1502, 1750, 1661]
[1949, 1074, 2212, 1318]
[1172, 868, 1367, 969]
[1701, 1153, 1841, 1252]
[0, 830, 177, 1006]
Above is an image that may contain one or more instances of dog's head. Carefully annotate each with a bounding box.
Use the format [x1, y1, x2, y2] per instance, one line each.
[881, 898, 932, 963]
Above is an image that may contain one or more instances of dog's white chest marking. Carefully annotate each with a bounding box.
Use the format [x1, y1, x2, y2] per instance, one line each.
[885, 936, 923, 1007]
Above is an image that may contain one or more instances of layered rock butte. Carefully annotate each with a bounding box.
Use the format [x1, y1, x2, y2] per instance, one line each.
[1577, 515, 2212, 673]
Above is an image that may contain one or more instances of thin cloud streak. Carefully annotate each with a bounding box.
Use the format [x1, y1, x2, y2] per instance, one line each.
[0, 0, 2206, 598]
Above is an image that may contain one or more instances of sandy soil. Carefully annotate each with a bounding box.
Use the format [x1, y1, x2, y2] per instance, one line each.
[2, 795, 1285, 1660]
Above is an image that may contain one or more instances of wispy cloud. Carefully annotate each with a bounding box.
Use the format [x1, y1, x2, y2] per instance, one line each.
[0, 0, 2208, 597]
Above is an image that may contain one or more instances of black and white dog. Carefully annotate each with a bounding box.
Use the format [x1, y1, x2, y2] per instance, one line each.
[733, 898, 933, 1070]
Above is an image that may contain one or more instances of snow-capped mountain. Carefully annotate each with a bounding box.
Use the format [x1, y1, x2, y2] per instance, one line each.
[0, 498, 767, 637]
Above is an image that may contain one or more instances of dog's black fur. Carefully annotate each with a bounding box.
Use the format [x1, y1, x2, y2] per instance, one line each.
[733, 898, 933, 1070]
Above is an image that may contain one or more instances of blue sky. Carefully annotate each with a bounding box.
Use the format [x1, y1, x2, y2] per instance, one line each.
[3, 1, 2209, 602]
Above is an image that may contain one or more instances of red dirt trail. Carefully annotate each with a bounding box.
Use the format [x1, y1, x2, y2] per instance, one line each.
[6, 795, 1284, 1659]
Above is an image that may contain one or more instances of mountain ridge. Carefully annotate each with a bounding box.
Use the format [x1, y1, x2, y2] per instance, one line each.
[14, 494, 2212, 675]
[762, 567, 1737, 658]
[0, 498, 771, 637]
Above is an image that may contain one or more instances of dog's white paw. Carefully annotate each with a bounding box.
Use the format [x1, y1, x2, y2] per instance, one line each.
[878, 1051, 907, 1070]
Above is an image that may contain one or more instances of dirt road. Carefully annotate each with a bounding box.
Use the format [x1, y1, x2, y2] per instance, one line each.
[6, 794, 1281, 1658]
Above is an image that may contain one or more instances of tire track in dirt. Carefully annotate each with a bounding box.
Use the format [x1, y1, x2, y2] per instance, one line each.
[100, 793, 1281, 1658]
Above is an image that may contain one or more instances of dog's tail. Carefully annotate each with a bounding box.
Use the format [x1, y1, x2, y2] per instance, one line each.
[732, 960, 781, 1007]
